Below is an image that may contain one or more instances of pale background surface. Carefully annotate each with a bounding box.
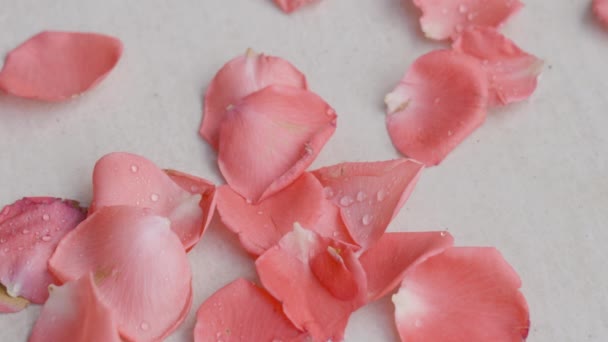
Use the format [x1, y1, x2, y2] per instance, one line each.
[0, 0, 606, 341]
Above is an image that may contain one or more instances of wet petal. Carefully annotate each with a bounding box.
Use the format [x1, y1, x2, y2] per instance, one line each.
[0, 284, 29, 313]
[359, 231, 454, 301]
[393, 247, 530, 341]
[256, 224, 366, 341]
[274, 0, 318, 13]
[453, 27, 543, 106]
[48, 206, 192, 341]
[385, 50, 488, 166]
[92, 152, 210, 250]
[594, 0, 608, 28]
[0, 197, 85, 303]
[29, 274, 121, 342]
[201, 49, 307, 149]
[312, 159, 424, 249]
[218, 85, 337, 203]
[0, 31, 122, 101]
[194, 278, 308, 341]
[412, 0, 523, 40]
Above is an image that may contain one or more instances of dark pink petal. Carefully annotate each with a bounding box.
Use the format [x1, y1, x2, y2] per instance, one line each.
[201, 49, 307, 149]
[594, 0, 608, 28]
[256, 224, 366, 341]
[48, 206, 192, 342]
[0, 31, 122, 101]
[412, 0, 523, 40]
[274, 0, 318, 13]
[385, 50, 488, 166]
[218, 85, 337, 203]
[393, 247, 530, 341]
[29, 274, 121, 342]
[312, 159, 424, 249]
[0, 284, 29, 313]
[92, 152, 211, 250]
[0, 197, 85, 304]
[194, 278, 308, 341]
[453, 27, 543, 106]
[359, 231, 454, 302]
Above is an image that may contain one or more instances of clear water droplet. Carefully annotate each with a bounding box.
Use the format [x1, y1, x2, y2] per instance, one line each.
[458, 4, 468, 13]
[362, 214, 372, 226]
[441, 231, 447, 237]
[339, 196, 354, 207]
[246, 199, 253, 204]
[257, 211, 264, 215]
[2, 248, 8, 253]
[22, 229, 30, 235]
[41, 235, 52, 242]
[140, 321, 150, 331]
[326, 108, 335, 116]
[376, 190, 386, 202]
[323, 187, 335, 199]
[332, 232, 338, 237]
[356, 191, 367, 202]
[130, 165, 139, 173]
[150, 193, 160, 202]
[42, 214, 50, 221]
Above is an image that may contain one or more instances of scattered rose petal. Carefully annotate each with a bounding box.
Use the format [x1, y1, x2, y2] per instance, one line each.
[0, 31, 122, 101]
[412, 0, 523, 40]
[194, 278, 308, 341]
[274, 0, 318, 13]
[201, 49, 307, 149]
[0, 284, 29, 313]
[359, 231, 454, 302]
[594, 0, 608, 28]
[48, 206, 192, 341]
[92, 152, 211, 250]
[393, 247, 530, 341]
[312, 159, 424, 249]
[218, 85, 337, 203]
[453, 27, 543, 106]
[29, 274, 121, 342]
[385, 50, 488, 166]
[314, 198, 358, 246]
[0, 197, 85, 304]
[256, 224, 366, 341]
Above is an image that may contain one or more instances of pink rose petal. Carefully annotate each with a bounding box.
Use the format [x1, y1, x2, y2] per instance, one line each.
[0, 31, 122, 101]
[274, 0, 318, 13]
[0, 284, 29, 314]
[385, 50, 488, 166]
[218, 85, 337, 203]
[594, 0, 608, 28]
[201, 49, 307, 149]
[0, 197, 85, 304]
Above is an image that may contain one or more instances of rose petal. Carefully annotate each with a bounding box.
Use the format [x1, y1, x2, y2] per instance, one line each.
[385, 50, 488, 166]
[201, 49, 307, 149]
[0, 284, 29, 313]
[359, 231, 454, 302]
[0, 197, 85, 303]
[452, 27, 543, 106]
[48, 206, 192, 341]
[29, 274, 121, 342]
[412, 0, 523, 40]
[218, 85, 337, 203]
[194, 278, 308, 341]
[92, 152, 210, 250]
[274, 0, 318, 13]
[393, 247, 530, 341]
[312, 159, 424, 249]
[256, 224, 366, 341]
[0, 31, 122, 101]
[594, 0, 608, 28]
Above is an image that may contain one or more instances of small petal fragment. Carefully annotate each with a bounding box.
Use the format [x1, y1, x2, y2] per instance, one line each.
[393, 247, 530, 342]
[385, 50, 488, 166]
[0, 197, 85, 303]
[412, 0, 523, 40]
[453, 27, 543, 106]
[92, 152, 209, 250]
[312, 159, 424, 249]
[0, 284, 29, 313]
[594, 0, 608, 28]
[256, 225, 366, 341]
[29, 274, 121, 342]
[201, 49, 307, 149]
[218, 85, 337, 203]
[274, 0, 318, 14]
[0, 31, 122, 101]
[48, 206, 192, 342]
[194, 278, 308, 341]
[359, 231, 454, 301]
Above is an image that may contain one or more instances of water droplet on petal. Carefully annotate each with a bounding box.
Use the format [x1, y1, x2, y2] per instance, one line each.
[41, 235, 52, 242]
[150, 193, 160, 202]
[376, 190, 386, 202]
[0, 238, 5, 244]
[42, 214, 50, 221]
[131, 165, 139, 173]
[458, 4, 468, 13]
[257, 211, 264, 215]
[22, 229, 30, 235]
[140, 321, 150, 331]
[339, 196, 354, 207]
[362, 214, 372, 226]
[441, 231, 447, 237]
[323, 187, 335, 199]
[356, 191, 367, 202]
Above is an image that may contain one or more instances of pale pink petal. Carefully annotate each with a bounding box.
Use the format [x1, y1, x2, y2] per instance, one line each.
[312, 159, 424, 249]
[385, 50, 488, 166]
[48, 206, 192, 341]
[0, 31, 122, 101]
[0, 284, 29, 313]
[274, 0, 318, 13]
[412, 0, 523, 40]
[594, 0, 608, 28]
[393, 247, 530, 341]
[256, 224, 367, 341]
[194, 278, 308, 341]
[359, 231, 454, 301]
[201, 49, 307, 149]
[453, 27, 543, 106]
[218, 85, 337, 203]
[92, 152, 209, 250]
[29, 274, 121, 342]
[0, 197, 85, 303]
